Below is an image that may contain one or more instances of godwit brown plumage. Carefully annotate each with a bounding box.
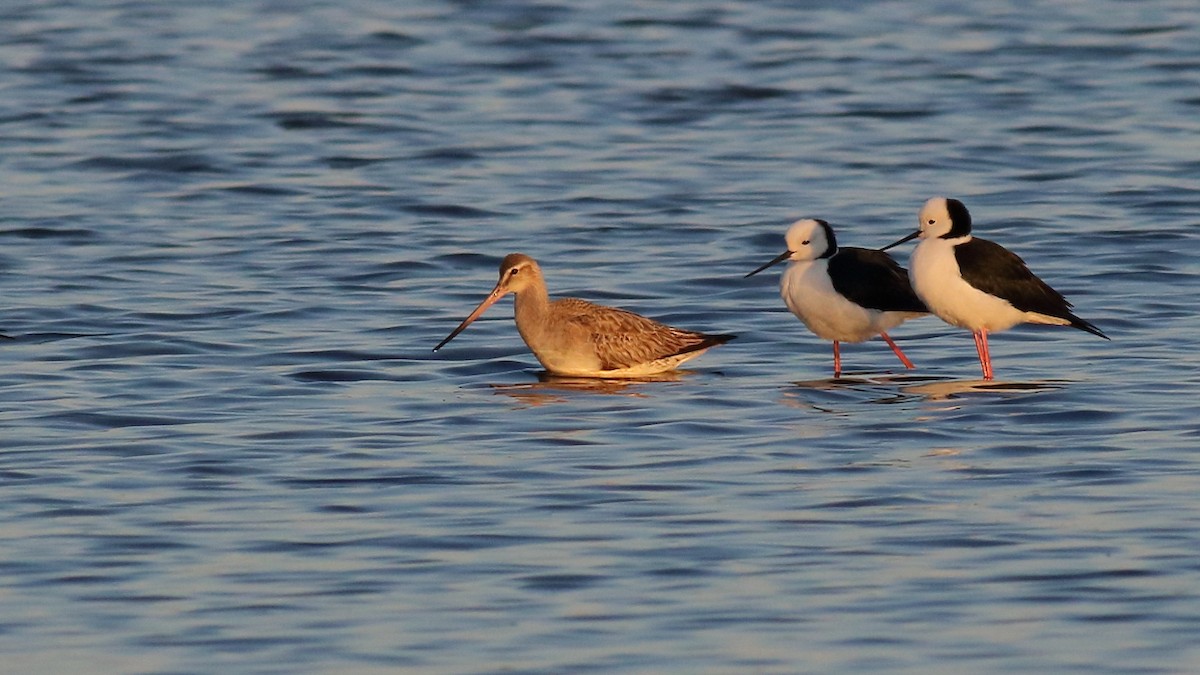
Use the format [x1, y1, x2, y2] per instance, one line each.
[433, 253, 735, 378]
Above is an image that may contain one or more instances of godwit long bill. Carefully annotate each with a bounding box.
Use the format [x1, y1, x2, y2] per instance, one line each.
[434, 253, 735, 378]
[746, 218, 927, 377]
[881, 198, 1107, 380]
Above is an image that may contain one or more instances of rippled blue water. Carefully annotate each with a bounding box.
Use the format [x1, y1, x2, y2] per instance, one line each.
[2, 0, 1199, 672]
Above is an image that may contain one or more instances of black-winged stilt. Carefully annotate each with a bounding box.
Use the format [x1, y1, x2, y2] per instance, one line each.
[747, 218, 927, 377]
[882, 197, 1107, 380]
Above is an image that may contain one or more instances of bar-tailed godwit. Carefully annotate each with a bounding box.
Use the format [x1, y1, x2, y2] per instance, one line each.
[434, 253, 735, 378]
[746, 218, 927, 377]
[881, 197, 1107, 380]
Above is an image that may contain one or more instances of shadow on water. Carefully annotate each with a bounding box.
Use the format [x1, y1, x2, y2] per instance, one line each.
[1, 332, 106, 343]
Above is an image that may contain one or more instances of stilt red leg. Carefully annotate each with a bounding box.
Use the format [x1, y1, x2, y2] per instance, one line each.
[973, 329, 993, 380]
[880, 332, 915, 369]
[832, 341, 841, 378]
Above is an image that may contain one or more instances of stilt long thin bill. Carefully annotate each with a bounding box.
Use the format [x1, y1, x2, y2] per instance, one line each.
[880, 230, 920, 252]
[745, 250, 793, 278]
[432, 284, 508, 352]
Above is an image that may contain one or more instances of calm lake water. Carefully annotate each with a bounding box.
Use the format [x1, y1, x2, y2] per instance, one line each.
[2, 0, 1199, 672]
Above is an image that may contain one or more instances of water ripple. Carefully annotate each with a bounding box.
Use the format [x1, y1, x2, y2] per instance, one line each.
[1, 1, 1199, 673]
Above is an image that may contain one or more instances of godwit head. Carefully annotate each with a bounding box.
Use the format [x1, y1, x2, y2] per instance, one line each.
[433, 253, 541, 352]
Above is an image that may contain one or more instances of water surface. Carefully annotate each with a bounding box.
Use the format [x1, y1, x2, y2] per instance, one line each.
[2, 1, 1199, 672]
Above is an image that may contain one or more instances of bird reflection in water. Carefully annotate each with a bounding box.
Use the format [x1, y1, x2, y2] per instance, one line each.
[489, 370, 686, 406]
[899, 378, 1064, 401]
[779, 374, 1064, 412]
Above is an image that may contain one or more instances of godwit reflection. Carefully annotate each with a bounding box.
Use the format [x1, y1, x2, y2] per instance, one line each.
[490, 370, 687, 406]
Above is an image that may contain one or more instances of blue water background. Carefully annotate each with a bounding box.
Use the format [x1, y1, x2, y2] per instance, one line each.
[1, 1, 1199, 672]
